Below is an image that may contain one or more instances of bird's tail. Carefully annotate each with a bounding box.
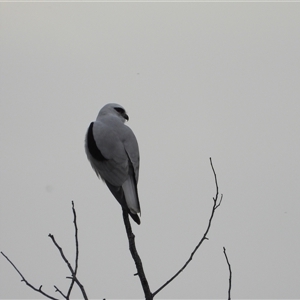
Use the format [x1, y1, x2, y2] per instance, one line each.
[105, 180, 141, 225]
[129, 211, 140, 225]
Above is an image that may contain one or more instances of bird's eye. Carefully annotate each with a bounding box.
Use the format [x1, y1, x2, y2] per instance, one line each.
[114, 107, 125, 114]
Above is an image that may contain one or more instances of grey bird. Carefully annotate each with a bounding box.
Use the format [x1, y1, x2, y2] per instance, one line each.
[85, 103, 141, 224]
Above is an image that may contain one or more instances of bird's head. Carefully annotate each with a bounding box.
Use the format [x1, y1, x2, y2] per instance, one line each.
[98, 103, 129, 123]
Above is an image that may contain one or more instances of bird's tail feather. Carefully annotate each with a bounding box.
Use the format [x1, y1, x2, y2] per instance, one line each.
[105, 180, 140, 225]
[122, 177, 140, 214]
[129, 211, 140, 225]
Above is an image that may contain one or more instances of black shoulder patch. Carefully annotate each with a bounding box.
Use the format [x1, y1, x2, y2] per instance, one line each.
[87, 122, 107, 161]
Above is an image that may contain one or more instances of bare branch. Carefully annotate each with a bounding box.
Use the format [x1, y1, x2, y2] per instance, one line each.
[48, 202, 88, 300]
[152, 157, 222, 297]
[122, 209, 153, 300]
[2, 202, 88, 300]
[210, 157, 219, 199]
[215, 193, 223, 209]
[48, 234, 74, 275]
[73, 201, 79, 274]
[223, 247, 232, 300]
[66, 200, 79, 299]
[1, 251, 59, 300]
[54, 285, 67, 299]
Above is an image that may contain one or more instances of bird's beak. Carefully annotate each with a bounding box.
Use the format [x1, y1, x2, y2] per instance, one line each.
[124, 113, 129, 121]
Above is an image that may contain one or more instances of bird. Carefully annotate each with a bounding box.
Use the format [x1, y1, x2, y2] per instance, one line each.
[85, 103, 141, 225]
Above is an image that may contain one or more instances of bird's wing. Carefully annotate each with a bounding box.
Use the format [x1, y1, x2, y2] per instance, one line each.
[122, 125, 140, 182]
[120, 125, 140, 214]
[86, 121, 129, 186]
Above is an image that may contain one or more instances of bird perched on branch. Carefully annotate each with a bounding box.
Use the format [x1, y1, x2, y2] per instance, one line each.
[85, 103, 141, 224]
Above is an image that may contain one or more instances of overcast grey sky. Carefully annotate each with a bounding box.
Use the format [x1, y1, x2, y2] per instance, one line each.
[1, 2, 300, 299]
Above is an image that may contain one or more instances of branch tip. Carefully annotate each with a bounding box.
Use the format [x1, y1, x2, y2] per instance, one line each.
[223, 246, 232, 300]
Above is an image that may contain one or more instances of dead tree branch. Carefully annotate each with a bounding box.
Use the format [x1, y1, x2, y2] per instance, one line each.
[223, 247, 232, 300]
[122, 209, 153, 300]
[1, 201, 88, 300]
[66, 201, 79, 298]
[54, 285, 67, 299]
[0, 251, 59, 300]
[48, 201, 88, 300]
[152, 157, 223, 297]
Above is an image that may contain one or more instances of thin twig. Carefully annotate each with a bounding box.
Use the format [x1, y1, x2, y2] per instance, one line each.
[66, 201, 79, 299]
[1, 251, 59, 300]
[122, 209, 153, 300]
[73, 201, 79, 274]
[54, 285, 67, 299]
[223, 247, 232, 300]
[48, 234, 75, 275]
[152, 157, 222, 297]
[210, 157, 219, 198]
